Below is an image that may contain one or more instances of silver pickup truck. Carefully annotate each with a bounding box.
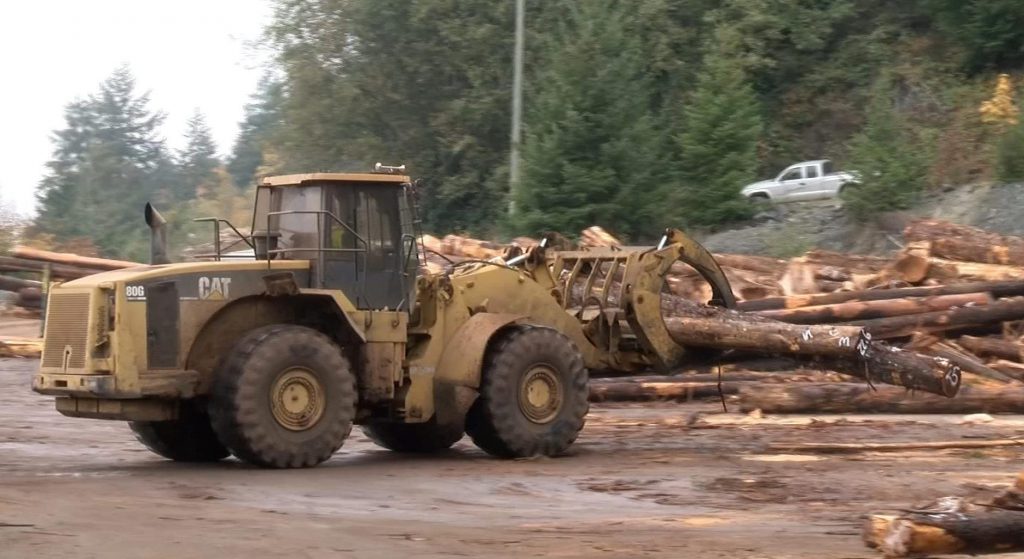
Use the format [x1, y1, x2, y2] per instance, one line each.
[741, 160, 858, 202]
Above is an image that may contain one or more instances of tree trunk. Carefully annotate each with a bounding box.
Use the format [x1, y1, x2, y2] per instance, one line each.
[664, 312, 864, 356]
[589, 381, 745, 402]
[736, 280, 1024, 312]
[738, 383, 1024, 414]
[663, 314, 961, 396]
[849, 297, 1024, 338]
[0, 275, 41, 292]
[927, 257, 1024, 281]
[958, 335, 1023, 362]
[757, 293, 990, 324]
[0, 256, 102, 280]
[12, 246, 140, 270]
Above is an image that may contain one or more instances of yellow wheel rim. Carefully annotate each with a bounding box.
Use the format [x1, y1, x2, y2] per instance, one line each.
[518, 365, 563, 424]
[270, 367, 326, 431]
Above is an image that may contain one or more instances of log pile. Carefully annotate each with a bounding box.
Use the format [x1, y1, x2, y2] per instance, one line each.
[0, 247, 142, 314]
[427, 220, 1024, 407]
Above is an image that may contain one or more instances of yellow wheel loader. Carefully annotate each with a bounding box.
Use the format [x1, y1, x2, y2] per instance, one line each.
[32, 167, 735, 468]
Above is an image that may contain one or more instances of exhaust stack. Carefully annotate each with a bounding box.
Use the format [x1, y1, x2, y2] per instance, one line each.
[144, 203, 169, 265]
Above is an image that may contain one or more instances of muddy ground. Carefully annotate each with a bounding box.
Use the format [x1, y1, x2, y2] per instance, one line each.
[1, 359, 1023, 558]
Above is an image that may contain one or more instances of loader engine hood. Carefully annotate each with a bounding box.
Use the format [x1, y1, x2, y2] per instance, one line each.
[59, 260, 310, 290]
[37, 260, 312, 382]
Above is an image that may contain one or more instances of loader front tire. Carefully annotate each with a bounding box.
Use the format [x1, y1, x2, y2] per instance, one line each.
[466, 325, 589, 458]
[209, 325, 357, 468]
[362, 419, 464, 453]
[129, 401, 230, 462]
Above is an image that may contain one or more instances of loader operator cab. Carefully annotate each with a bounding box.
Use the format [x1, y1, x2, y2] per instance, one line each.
[251, 169, 419, 311]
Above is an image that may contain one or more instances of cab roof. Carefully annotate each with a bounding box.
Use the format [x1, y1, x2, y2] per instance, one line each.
[259, 172, 410, 187]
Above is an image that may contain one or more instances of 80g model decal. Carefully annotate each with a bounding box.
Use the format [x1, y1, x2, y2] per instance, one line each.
[125, 285, 147, 301]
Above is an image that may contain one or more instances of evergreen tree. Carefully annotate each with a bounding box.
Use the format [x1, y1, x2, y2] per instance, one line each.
[997, 119, 1024, 182]
[926, 0, 1024, 71]
[33, 66, 173, 260]
[843, 79, 930, 219]
[177, 110, 219, 201]
[676, 47, 763, 227]
[515, 1, 671, 240]
[228, 76, 284, 187]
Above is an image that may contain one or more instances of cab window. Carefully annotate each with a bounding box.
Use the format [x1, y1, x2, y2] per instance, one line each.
[781, 168, 803, 181]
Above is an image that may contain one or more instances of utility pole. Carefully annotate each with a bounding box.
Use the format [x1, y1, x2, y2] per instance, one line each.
[508, 0, 525, 216]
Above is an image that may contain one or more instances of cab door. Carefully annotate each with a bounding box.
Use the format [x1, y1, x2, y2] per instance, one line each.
[777, 166, 805, 200]
[322, 184, 407, 310]
[799, 164, 826, 199]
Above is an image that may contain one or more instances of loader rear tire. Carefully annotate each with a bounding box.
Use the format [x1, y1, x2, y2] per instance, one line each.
[129, 401, 230, 462]
[466, 325, 589, 458]
[209, 325, 357, 468]
[362, 419, 464, 453]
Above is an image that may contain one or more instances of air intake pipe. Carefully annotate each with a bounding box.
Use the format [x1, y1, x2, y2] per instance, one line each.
[144, 203, 170, 265]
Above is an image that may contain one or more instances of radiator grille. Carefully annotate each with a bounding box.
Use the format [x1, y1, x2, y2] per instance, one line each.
[41, 293, 91, 370]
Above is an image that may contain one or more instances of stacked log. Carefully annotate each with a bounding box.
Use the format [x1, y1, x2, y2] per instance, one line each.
[865, 471, 1024, 557]
[0, 247, 143, 316]
[1, 247, 140, 281]
[905, 219, 1024, 266]
[738, 383, 1024, 414]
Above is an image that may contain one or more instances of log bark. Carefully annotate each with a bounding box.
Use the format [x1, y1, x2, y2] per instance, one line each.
[0, 275, 41, 292]
[924, 345, 1014, 383]
[738, 383, 1024, 414]
[12, 246, 140, 270]
[958, 335, 1023, 362]
[589, 381, 745, 402]
[771, 439, 1024, 453]
[736, 280, 1024, 312]
[865, 469, 1024, 557]
[849, 297, 1024, 339]
[802, 249, 891, 273]
[758, 293, 990, 324]
[663, 313, 961, 396]
[711, 253, 787, 275]
[905, 218, 1024, 266]
[927, 257, 1024, 281]
[664, 313, 865, 356]
[991, 360, 1024, 382]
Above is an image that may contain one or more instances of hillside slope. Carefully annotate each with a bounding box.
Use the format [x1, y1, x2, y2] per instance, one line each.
[699, 183, 1024, 257]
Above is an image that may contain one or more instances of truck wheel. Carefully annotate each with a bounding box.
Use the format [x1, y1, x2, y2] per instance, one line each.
[129, 401, 230, 462]
[209, 325, 356, 468]
[465, 326, 589, 458]
[362, 419, 464, 453]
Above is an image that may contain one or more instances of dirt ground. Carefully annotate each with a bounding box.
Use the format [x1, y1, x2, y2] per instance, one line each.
[2, 359, 1023, 558]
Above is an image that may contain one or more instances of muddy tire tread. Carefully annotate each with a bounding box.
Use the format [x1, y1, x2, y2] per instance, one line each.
[466, 325, 589, 458]
[209, 324, 356, 468]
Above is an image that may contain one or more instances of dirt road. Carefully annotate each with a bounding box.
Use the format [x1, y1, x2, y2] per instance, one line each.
[1, 358, 1022, 558]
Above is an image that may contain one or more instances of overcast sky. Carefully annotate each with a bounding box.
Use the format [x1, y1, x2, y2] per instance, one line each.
[0, 0, 274, 216]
